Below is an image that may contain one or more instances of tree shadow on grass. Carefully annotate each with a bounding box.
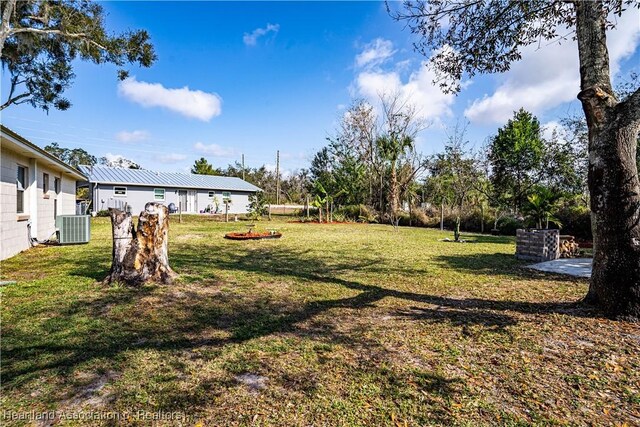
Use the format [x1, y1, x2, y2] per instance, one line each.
[434, 252, 589, 282]
[459, 234, 515, 244]
[2, 244, 600, 422]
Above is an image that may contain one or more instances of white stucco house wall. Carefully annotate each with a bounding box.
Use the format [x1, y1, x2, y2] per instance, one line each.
[79, 165, 262, 216]
[1, 125, 87, 261]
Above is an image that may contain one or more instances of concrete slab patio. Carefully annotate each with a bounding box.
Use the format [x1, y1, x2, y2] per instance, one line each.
[526, 258, 592, 278]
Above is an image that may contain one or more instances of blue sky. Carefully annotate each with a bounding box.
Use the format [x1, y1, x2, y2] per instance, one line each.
[2, 1, 639, 175]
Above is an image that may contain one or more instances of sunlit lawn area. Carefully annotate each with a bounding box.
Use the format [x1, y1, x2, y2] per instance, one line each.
[1, 217, 638, 426]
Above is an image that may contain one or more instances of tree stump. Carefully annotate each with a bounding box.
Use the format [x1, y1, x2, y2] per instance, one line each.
[104, 202, 177, 285]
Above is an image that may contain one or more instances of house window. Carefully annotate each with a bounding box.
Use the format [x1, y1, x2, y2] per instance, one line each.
[208, 191, 216, 198]
[114, 186, 127, 197]
[43, 173, 49, 193]
[154, 188, 165, 201]
[54, 177, 61, 194]
[222, 191, 231, 202]
[17, 165, 27, 213]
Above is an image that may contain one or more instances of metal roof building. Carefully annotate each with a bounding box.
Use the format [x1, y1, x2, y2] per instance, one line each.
[80, 165, 261, 215]
[79, 165, 261, 192]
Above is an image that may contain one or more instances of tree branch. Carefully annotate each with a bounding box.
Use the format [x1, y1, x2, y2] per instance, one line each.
[9, 27, 108, 51]
[1, 75, 20, 110]
[617, 86, 640, 128]
[26, 15, 49, 25]
[0, 92, 31, 111]
[0, 0, 17, 57]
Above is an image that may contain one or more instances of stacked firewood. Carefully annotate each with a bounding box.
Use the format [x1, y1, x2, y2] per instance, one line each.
[560, 235, 580, 258]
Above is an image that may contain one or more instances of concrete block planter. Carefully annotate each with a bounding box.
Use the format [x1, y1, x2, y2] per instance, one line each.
[516, 229, 560, 262]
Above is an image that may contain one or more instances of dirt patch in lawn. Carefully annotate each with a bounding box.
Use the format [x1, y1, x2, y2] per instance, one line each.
[63, 370, 120, 408]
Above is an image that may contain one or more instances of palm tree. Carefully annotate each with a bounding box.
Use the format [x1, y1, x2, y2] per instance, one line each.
[377, 134, 414, 216]
[523, 187, 562, 229]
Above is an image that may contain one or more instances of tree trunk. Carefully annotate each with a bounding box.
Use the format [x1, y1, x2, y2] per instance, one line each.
[390, 161, 399, 216]
[104, 202, 177, 286]
[576, 1, 640, 319]
[480, 203, 485, 234]
[0, 0, 16, 59]
[379, 173, 384, 214]
[325, 200, 329, 223]
[440, 202, 444, 231]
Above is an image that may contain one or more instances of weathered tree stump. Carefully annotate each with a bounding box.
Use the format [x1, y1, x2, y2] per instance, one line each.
[104, 202, 177, 285]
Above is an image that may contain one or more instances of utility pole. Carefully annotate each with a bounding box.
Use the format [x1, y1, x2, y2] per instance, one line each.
[241, 153, 245, 181]
[275, 150, 280, 205]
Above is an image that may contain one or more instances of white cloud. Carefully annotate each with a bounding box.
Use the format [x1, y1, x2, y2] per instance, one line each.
[354, 63, 456, 123]
[542, 120, 564, 141]
[264, 163, 292, 178]
[118, 77, 222, 122]
[394, 59, 413, 71]
[193, 142, 237, 157]
[156, 153, 187, 164]
[104, 153, 124, 163]
[243, 23, 280, 46]
[352, 39, 456, 123]
[103, 153, 139, 169]
[355, 38, 396, 69]
[464, 10, 640, 124]
[115, 130, 150, 143]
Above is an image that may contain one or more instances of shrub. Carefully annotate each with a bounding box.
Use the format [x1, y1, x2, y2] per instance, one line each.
[496, 215, 525, 236]
[460, 209, 493, 233]
[247, 192, 268, 221]
[397, 210, 431, 227]
[556, 203, 592, 239]
[336, 204, 378, 223]
[418, 207, 493, 232]
[410, 209, 430, 226]
[396, 212, 410, 226]
[96, 210, 110, 217]
[331, 212, 347, 223]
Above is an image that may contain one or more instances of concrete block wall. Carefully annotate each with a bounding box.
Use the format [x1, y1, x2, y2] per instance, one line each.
[516, 229, 560, 262]
[1, 146, 80, 260]
[0, 148, 30, 260]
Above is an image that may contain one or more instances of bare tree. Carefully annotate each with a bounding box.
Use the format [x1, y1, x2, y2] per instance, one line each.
[377, 92, 428, 216]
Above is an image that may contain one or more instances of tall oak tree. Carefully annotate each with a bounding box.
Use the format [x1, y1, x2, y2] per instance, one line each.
[1, 0, 155, 111]
[392, 0, 640, 319]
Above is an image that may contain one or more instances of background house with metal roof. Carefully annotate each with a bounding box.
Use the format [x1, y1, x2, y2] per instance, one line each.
[1, 125, 88, 260]
[79, 165, 262, 215]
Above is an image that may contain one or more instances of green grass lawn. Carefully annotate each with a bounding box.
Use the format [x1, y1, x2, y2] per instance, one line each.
[1, 217, 638, 426]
